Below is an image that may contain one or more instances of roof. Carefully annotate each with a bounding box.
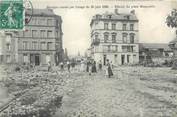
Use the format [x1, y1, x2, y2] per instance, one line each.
[139, 43, 172, 51]
[90, 10, 138, 26]
[102, 12, 138, 20]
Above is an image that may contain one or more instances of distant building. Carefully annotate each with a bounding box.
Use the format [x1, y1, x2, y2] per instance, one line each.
[0, 8, 64, 65]
[90, 9, 139, 65]
[139, 43, 173, 64]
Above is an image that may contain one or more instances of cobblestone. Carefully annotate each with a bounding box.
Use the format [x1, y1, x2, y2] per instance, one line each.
[53, 67, 177, 117]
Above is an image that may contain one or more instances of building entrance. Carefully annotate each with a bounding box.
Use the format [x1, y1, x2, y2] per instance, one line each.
[30, 54, 40, 66]
[121, 55, 125, 65]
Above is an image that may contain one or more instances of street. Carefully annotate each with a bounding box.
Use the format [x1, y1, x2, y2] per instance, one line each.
[0, 66, 177, 117]
[52, 66, 177, 117]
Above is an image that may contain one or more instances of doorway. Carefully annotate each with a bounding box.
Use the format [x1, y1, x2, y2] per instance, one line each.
[35, 55, 40, 66]
[30, 54, 40, 66]
[121, 55, 125, 65]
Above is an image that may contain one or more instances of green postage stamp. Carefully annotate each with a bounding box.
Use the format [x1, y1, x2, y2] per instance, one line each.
[0, 0, 24, 30]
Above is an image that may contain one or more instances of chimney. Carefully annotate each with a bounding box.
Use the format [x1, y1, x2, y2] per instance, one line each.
[130, 10, 135, 15]
[115, 9, 119, 15]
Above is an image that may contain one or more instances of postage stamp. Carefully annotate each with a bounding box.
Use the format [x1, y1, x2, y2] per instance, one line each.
[0, 0, 24, 30]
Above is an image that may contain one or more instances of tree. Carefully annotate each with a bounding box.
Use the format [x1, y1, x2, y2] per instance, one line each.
[166, 9, 177, 28]
[166, 9, 177, 69]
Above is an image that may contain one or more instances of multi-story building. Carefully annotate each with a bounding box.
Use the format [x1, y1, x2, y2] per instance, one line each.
[0, 31, 18, 64]
[0, 8, 63, 65]
[90, 9, 139, 65]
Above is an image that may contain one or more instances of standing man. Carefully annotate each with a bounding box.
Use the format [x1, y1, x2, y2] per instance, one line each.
[48, 61, 52, 72]
[67, 60, 71, 72]
[60, 61, 64, 71]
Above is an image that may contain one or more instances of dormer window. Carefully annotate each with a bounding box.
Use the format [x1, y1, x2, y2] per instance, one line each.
[124, 15, 130, 20]
[127, 16, 130, 20]
[96, 15, 101, 19]
[108, 15, 112, 19]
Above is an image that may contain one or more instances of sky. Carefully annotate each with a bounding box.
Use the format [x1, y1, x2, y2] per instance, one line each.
[1, 0, 177, 56]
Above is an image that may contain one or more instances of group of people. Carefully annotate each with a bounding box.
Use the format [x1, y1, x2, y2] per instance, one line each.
[47, 59, 114, 78]
[80, 59, 114, 78]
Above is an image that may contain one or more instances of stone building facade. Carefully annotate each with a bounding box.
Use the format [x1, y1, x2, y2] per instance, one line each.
[90, 10, 139, 65]
[0, 31, 18, 64]
[0, 9, 63, 65]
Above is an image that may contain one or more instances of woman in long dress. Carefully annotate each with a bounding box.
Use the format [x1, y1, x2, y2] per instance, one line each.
[106, 60, 113, 78]
[80, 60, 85, 72]
[91, 61, 97, 73]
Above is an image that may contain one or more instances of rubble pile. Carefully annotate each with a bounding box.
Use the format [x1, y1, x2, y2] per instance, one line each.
[0, 66, 67, 117]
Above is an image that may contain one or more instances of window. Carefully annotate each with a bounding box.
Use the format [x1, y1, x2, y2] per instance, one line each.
[133, 55, 136, 63]
[112, 45, 118, 52]
[122, 46, 127, 52]
[41, 42, 46, 50]
[103, 45, 107, 52]
[32, 42, 38, 50]
[95, 34, 98, 40]
[40, 30, 46, 38]
[130, 34, 135, 43]
[123, 24, 127, 30]
[32, 30, 38, 37]
[6, 34, 12, 43]
[115, 45, 118, 52]
[23, 41, 28, 50]
[127, 46, 134, 52]
[23, 54, 29, 63]
[24, 30, 31, 37]
[6, 44, 10, 51]
[112, 33, 116, 43]
[122, 33, 127, 43]
[112, 23, 116, 30]
[104, 33, 109, 43]
[39, 18, 45, 25]
[104, 23, 108, 29]
[122, 46, 133, 52]
[47, 30, 53, 38]
[6, 55, 11, 63]
[127, 55, 130, 63]
[47, 42, 52, 50]
[108, 15, 112, 19]
[31, 18, 37, 25]
[47, 19, 53, 26]
[108, 45, 111, 52]
[130, 24, 134, 31]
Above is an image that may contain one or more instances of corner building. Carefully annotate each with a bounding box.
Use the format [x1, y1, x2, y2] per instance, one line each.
[90, 10, 139, 65]
[18, 9, 63, 66]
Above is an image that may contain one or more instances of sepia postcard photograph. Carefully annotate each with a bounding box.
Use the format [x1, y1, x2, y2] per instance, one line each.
[0, 0, 177, 117]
